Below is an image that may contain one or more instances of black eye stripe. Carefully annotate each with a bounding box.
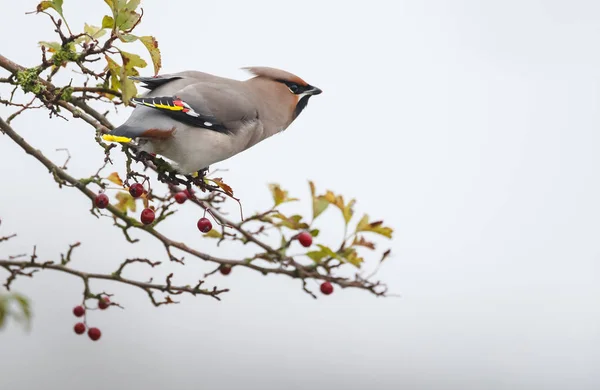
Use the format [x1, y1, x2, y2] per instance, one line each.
[275, 79, 309, 94]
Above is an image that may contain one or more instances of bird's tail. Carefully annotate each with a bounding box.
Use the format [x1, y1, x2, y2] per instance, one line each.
[102, 124, 146, 143]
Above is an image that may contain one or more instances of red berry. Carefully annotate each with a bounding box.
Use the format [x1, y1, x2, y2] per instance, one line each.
[197, 217, 212, 233]
[88, 327, 101, 341]
[74, 322, 86, 335]
[174, 192, 188, 204]
[183, 189, 194, 198]
[320, 281, 334, 295]
[219, 265, 232, 275]
[129, 183, 144, 198]
[73, 305, 85, 317]
[297, 231, 313, 247]
[95, 193, 109, 209]
[141, 208, 155, 225]
[98, 296, 110, 310]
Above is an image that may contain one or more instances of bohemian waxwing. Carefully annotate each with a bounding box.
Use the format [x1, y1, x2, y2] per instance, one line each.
[104, 67, 322, 174]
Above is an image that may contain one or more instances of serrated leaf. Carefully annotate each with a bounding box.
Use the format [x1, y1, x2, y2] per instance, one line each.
[139, 36, 161, 76]
[343, 199, 356, 224]
[38, 41, 62, 53]
[356, 214, 393, 238]
[321, 191, 355, 225]
[83, 23, 107, 43]
[268, 183, 298, 206]
[204, 229, 222, 239]
[114, 191, 136, 213]
[106, 172, 123, 186]
[352, 235, 376, 250]
[102, 15, 115, 29]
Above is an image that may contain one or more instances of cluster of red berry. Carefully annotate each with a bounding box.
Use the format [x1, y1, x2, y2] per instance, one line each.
[72, 296, 110, 341]
[94, 187, 334, 296]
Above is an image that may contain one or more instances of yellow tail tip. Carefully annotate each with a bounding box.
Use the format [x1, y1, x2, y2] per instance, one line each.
[102, 134, 132, 143]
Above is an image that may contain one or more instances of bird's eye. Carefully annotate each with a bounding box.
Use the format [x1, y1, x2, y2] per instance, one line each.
[289, 84, 299, 93]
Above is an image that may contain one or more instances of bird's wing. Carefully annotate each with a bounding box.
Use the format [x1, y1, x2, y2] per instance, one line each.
[107, 82, 258, 140]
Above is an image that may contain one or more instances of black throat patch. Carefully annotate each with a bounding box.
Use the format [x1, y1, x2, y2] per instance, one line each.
[293, 95, 312, 120]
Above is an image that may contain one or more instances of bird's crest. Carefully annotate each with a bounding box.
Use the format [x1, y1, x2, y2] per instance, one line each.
[242, 66, 308, 86]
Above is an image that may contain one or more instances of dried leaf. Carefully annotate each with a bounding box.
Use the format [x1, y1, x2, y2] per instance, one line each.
[139, 35, 161, 76]
[356, 214, 393, 238]
[380, 249, 392, 263]
[352, 235, 376, 250]
[106, 172, 123, 187]
[268, 183, 298, 206]
[209, 177, 234, 196]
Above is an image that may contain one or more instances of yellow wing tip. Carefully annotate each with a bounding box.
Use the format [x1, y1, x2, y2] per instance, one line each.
[102, 134, 132, 143]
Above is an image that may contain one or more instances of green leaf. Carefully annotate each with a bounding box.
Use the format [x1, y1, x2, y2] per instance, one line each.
[114, 191, 136, 213]
[36, 1, 54, 12]
[0, 293, 31, 330]
[340, 247, 364, 267]
[322, 190, 355, 225]
[306, 250, 327, 263]
[204, 229, 222, 239]
[12, 294, 31, 328]
[105, 55, 122, 99]
[83, 23, 107, 43]
[355, 214, 393, 238]
[0, 296, 6, 329]
[120, 50, 147, 71]
[139, 36, 161, 76]
[309, 181, 329, 220]
[37, 0, 63, 15]
[102, 15, 115, 29]
[272, 213, 309, 230]
[268, 183, 298, 207]
[119, 33, 138, 43]
[38, 41, 62, 53]
[309, 229, 320, 237]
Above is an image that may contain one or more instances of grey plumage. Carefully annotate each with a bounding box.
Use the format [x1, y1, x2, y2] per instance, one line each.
[108, 67, 322, 174]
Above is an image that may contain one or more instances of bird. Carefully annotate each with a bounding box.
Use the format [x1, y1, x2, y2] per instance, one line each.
[103, 67, 322, 174]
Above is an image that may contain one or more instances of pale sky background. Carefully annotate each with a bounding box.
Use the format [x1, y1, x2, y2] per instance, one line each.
[1, 1, 599, 389]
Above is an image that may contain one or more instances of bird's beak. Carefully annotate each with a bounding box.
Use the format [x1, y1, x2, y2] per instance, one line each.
[307, 85, 322, 95]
